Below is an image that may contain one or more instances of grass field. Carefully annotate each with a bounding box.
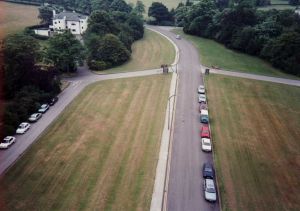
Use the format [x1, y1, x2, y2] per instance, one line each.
[0, 75, 171, 211]
[0, 1, 39, 39]
[174, 29, 298, 79]
[206, 75, 300, 211]
[96, 29, 175, 74]
[258, 4, 296, 10]
[127, 0, 182, 10]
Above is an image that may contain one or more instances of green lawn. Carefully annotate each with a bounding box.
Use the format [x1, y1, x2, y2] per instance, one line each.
[0, 1, 39, 39]
[175, 29, 298, 79]
[206, 75, 300, 211]
[258, 4, 296, 10]
[127, 0, 182, 10]
[94, 29, 175, 74]
[1, 75, 171, 211]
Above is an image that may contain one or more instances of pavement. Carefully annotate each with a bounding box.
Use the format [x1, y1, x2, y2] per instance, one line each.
[203, 67, 300, 87]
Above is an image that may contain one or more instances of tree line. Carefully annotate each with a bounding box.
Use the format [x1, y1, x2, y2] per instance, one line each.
[175, 0, 300, 76]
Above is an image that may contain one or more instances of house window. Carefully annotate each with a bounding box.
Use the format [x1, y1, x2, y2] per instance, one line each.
[58, 21, 60, 23]
[54, 22, 57, 24]
[71, 23, 76, 25]
[59, 27, 61, 29]
[72, 29, 76, 32]
[82, 27, 83, 29]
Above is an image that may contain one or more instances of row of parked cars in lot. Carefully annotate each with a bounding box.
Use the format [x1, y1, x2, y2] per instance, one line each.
[0, 97, 58, 149]
[197, 85, 217, 203]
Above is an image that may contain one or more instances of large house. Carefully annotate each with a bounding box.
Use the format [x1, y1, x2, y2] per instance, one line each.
[51, 10, 88, 35]
[34, 10, 88, 37]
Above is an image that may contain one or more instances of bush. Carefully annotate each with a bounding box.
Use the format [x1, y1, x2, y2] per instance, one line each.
[88, 60, 110, 70]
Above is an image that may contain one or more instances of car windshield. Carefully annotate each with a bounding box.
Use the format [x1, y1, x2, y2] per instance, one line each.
[1, 140, 8, 143]
[206, 187, 216, 193]
[205, 168, 212, 172]
[203, 141, 210, 146]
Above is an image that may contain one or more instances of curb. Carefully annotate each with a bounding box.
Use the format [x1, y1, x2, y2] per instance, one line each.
[149, 27, 180, 211]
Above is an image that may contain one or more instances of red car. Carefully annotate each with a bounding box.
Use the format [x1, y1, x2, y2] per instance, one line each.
[201, 125, 210, 138]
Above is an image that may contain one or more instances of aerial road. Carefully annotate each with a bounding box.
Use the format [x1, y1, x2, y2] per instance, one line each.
[148, 26, 220, 211]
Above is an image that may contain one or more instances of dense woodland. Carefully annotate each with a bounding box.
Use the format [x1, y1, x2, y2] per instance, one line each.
[174, 0, 300, 76]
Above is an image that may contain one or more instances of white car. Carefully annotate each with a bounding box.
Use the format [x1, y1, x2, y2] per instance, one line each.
[38, 104, 49, 113]
[28, 113, 42, 122]
[176, 34, 181, 39]
[201, 138, 212, 152]
[16, 122, 30, 134]
[204, 179, 217, 202]
[0, 136, 16, 149]
[198, 85, 205, 94]
[199, 94, 206, 103]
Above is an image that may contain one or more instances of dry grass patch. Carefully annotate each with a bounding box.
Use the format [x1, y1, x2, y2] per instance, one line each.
[96, 29, 175, 74]
[0, 2, 39, 39]
[205, 75, 300, 211]
[1, 75, 171, 211]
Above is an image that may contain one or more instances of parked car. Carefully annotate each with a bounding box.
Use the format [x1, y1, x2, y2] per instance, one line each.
[49, 96, 58, 106]
[198, 85, 205, 94]
[201, 138, 212, 152]
[176, 34, 181, 39]
[38, 104, 49, 113]
[200, 109, 209, 124]
[198, 94, 206, 103]
[16, 122, 30, 134]
[0, 136, 16, 149]
[199, 103, 208, 112]
[201, 125, 210, 138]
[203, 163, 214, 178]
[28, 113, 42, 122]
[203, 179, 217, 202]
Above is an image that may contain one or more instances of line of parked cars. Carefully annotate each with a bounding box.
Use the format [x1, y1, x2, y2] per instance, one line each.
[197, 84, 217, 203]
[0, 97, 58, 149]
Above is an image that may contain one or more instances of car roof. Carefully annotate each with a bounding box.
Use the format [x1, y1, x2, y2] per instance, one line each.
[201, 109, 208, 115]
[202, 125, 209, 129]
[4, 136, 14, 140]
[206, 179, 215, 187]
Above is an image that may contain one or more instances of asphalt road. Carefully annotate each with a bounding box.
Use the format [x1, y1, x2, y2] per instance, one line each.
[0, 67, 163, 175]
[149, 26, 220, 211]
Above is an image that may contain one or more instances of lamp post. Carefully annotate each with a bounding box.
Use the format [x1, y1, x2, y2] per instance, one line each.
[168, 94, 176, 130]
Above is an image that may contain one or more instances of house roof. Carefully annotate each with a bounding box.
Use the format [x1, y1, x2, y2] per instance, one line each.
[54, 11, 87, 21]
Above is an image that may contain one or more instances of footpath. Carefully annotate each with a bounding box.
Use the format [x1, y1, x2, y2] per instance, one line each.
[149, 27, 179, 211]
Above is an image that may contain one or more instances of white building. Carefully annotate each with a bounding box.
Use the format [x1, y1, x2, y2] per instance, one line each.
[51, 10, 88, 35]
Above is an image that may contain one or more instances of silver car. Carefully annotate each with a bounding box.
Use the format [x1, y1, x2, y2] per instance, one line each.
[28, 113, 42, 122]
[0, 136, 16, 149]
[38, 104, 49, 113]
[16, 122, 31, 134]
[203, 179, 217, 202]
[199, 94, 206, 103]
[198, 85, 205, 94]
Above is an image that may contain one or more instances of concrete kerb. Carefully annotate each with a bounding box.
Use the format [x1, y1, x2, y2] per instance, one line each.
[149, 27, 180, 211]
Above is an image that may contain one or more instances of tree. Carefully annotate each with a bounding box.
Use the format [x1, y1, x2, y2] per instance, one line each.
[134, 0, 145, 16]
[261, 32, 300, 76]
[289, 0, 299, 5]
[38, 6, 53, 24]
[45, 31, 85, 73]
[3, 34, 40, 98]
[110, 0, 132, 13]
[88, 34, 130, 70]
[148, 2, 173, 25]
[126, 13, 144, 40]
[87, 10, 119, 36]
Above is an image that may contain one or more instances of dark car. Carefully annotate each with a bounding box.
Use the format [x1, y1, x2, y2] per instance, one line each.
[203, 163, 214, 179]
[49, 96, 58, 106]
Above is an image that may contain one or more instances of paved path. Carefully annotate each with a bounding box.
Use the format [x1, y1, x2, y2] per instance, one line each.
[204, 67, 300, 87]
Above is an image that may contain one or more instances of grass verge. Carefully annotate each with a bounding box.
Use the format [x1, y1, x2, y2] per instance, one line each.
[0, 1, 39, 39]
[174, 29, 298, 79]
[205, 74, 300, 211]
[95, 29, 175, 74]
[1, 74, 171, 211]
[126, 0, 181, 10]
